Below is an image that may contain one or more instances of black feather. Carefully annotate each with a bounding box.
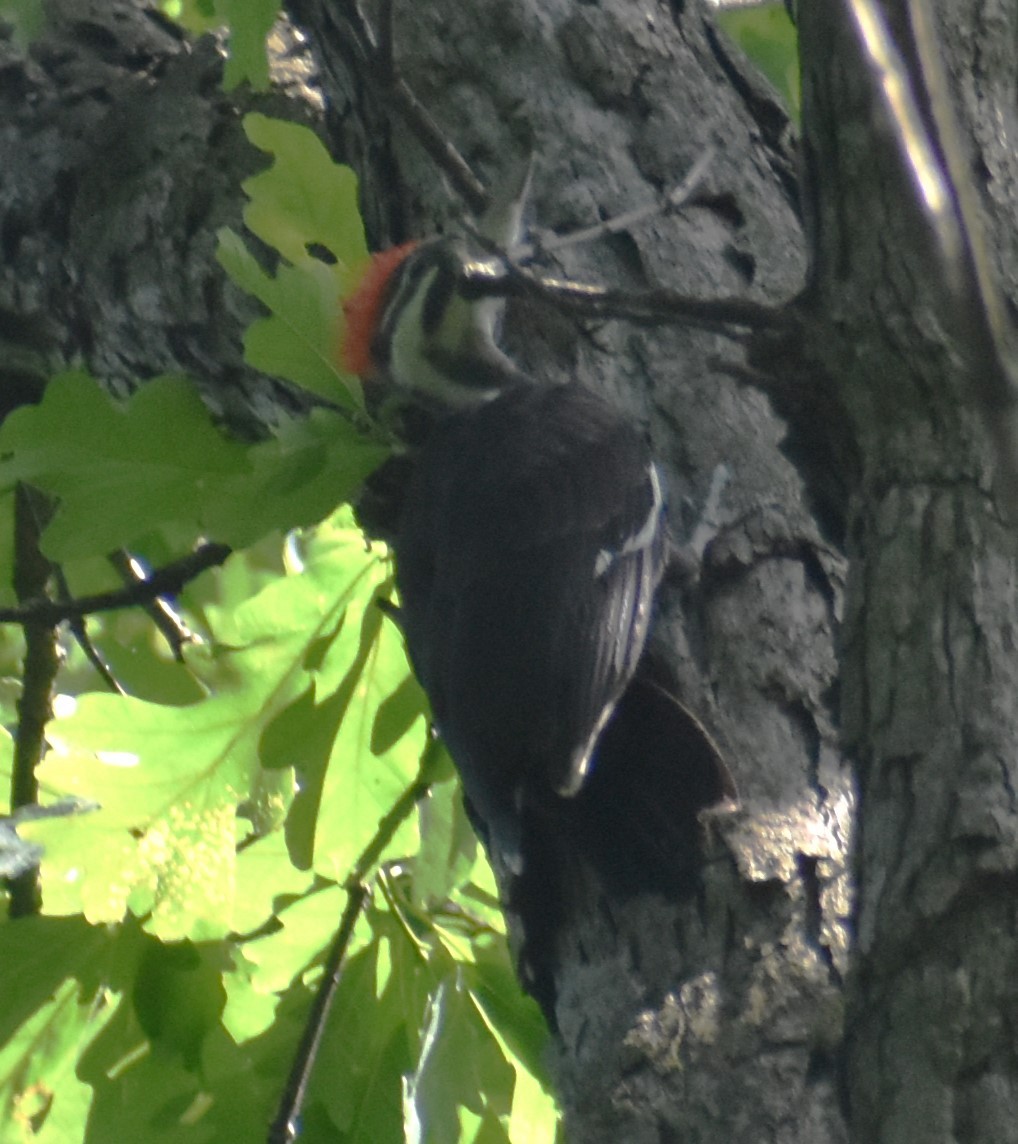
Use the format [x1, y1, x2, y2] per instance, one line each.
[394, 381, 665, 867]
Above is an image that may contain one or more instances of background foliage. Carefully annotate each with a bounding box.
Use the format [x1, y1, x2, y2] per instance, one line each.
[0, 109, 553, 1144]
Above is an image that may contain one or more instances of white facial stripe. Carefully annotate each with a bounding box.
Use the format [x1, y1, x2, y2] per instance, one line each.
[384, 254, 508, 408]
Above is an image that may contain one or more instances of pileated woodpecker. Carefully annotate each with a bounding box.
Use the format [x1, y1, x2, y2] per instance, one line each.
[341, 197, 667, 872]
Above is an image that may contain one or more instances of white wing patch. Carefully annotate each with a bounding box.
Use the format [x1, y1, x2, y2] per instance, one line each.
[594, 462, 663, 578]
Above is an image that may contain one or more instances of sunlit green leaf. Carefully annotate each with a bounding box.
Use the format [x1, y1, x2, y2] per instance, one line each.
[22, 513, 400, 941]
[413, 773, 479, 908]
[217, 231, 356, 405]
[238, 883, 356, 996]
[241, 114, 368, 275]
[217, 114, 371, 406]
[232, 828, 314, 935]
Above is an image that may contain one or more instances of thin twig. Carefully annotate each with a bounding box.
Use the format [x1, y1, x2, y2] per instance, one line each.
[527, 147, 718, 257]
[459, 241, 790, 333]
[109, 550, 197, 662]
[0, 543, 231, 627]
[8, 485, 59, 917]
[268, 742, 441, 1141]
[344, 0, 488, 213]
[54, 566, 125, 695]
[266, 883, 368, 1144]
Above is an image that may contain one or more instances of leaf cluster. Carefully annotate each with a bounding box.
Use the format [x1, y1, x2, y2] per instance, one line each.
[0, 115, 557, 1143]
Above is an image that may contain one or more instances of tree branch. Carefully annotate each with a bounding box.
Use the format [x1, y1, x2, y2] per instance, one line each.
[460, 238, 794, 333]
[339, 0, 488, 213]
[8, 485, 59, 917]
[269, 738, 442, 1142]
[53, 565, 125, 694]
[109, 549, 198, 662]
[0, 543, 232, 628]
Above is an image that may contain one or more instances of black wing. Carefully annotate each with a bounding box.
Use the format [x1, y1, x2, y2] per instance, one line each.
[394, 383, 665, 858]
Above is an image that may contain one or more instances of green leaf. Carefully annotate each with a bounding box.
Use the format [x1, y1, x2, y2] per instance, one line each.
[216, 114, 371, 405]
[0, 373, 249, 561]
[304, 930, 415, 1141]
[241, 114, 368, 274]
[404, 973, 516, 1144]
[22, 513, 408, 941]
[464, 945, 554, 1097]
[0, 725, 13, 814]
[78, 989, 221, 1142]
[132, 939, 226, 1068]
[159, 0, 217, 34]
[413, 773, 479, 909]
[0, 916, 113, 1049]
[217, 231, 355, 405]
[231, 828, 314, 935]
[373, 672, 430, 755]
[0, 370, 385, 589]
[0, 977, 117, 1142]
[261, 592, 425, 878]
[0, 490, 15, 607]
[716, 2, 800, 119]
[218, 0, 279, 90]
[205, 409, 388, 549]
[238, 883, 356, 996]
[0, 0, 46, 46]
[0, 917, 133, 1143]
[507, 1065, 559, 1144]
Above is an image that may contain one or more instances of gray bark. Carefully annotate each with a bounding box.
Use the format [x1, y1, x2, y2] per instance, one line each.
[294, 2, 851, 1141]
[0, 0, 314, 429]
[799, 2, 1018, 1141]
[2, 1, 850, 1140]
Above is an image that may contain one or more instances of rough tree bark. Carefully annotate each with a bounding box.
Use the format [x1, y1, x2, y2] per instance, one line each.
[799, 3, 1018, 1141]
[295, 3, 848, 1142]
[5, 0, 1016, 1141]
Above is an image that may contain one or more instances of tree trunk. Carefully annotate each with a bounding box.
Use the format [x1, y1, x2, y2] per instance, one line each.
[799, 2, 1018, 1140]
[295, 2, 850, 1141]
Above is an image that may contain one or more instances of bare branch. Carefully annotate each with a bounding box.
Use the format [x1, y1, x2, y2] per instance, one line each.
[459, 240, 793, 334]
[8, 485, 59, 917]
[342, 0, 488, 213]
[269, 738, 441, 1141]
[109, 549, 197, 662]
[0, 543, 232, 628]
[53, 565, 125, 694]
